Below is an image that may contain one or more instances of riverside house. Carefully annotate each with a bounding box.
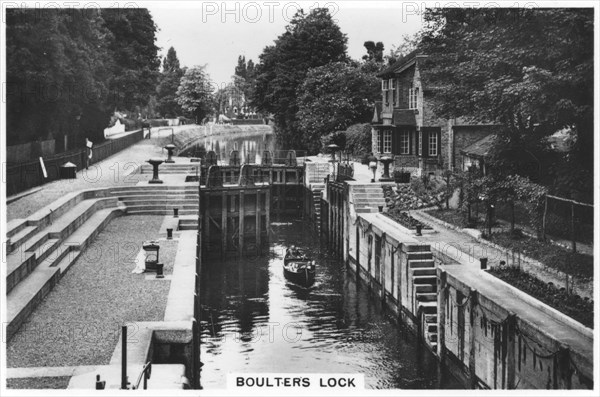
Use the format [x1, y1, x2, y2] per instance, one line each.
[371, 50, 499, 177]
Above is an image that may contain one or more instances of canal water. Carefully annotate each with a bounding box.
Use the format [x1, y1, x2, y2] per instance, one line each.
[199, 217, 462, 389]
[186, 129, 277, 164]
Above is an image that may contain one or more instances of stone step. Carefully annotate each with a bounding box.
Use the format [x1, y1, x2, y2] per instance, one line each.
[6, 266, 61, 341]
[412, 268, 437, 276]
[408, 259, 436, 269]
[405, 244, 432, 253]
[416, 292, 438, 302]
[353, 193, 386, 199]
[412, 275, 437, 285]
[7, 225, 39, 253]
[407, 252, 433, 261]
[6, 219, 30, 238]
[109, 186, 197, 194]
[63, 208, 124, 251]
[415, 284, 436, 293]
[424, 314, 438, 324]
[118, 198, 198, 206]
[124, 204, 199, 212]
[127, 209, 199, 216]
[418, 301, 437, 314]
[46, 198, 117, 241]
[6, 238, 60, 294]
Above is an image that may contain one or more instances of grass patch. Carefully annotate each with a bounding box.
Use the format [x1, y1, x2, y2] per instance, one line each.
[7, 215, 175, 368]
[484, 232, 593, 278]
[7, 376, 70, 389]
[488, 266, 593, 328]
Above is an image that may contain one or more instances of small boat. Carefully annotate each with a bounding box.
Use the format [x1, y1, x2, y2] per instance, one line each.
[283, 247, 316, 287]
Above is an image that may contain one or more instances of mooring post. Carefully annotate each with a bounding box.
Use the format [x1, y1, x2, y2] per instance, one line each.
[239, 190, 245, 255]
[256, 189, 262, 250]
[221, 194, 227, 255]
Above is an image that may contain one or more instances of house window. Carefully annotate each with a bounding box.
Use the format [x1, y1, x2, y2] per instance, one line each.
[382, 79, 389, 91]
[428, 133, 438, 156]
[383, 130, 392, 154]
[400, 131, 410, 154]
[373, 130, 380, 154]
[389, 79, 396, 105]
[418, 130, 422, 156]
[409, 85, 419, 109]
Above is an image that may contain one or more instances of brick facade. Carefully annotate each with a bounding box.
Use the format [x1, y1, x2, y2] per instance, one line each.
[372, 52, 497, 175]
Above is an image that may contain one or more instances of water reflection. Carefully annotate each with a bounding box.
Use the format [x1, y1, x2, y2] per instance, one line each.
[199, 218, 462, 389]
[188, 132, 276, 164]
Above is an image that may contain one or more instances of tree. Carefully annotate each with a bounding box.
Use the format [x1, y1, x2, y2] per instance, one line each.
[234, 55, 247, 79]
[6, 8, 113, 146]
[386, 33, 420, 65]
[102, 8, 161, 112]
[362, 41, 384, 62]
[156, 46, 184, 118]
[252, 8, 348, 150]
[296, 62, 379, 152]
[176, 66, 214, 123]
[420, 8, 594, 198]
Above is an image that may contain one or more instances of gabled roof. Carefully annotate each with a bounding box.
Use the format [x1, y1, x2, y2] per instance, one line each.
[460, 134, 497, 158]
[377, 49, 421, 78]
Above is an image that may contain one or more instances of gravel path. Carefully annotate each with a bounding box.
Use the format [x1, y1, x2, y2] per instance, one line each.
[6, 215, 177, 368]
[6, 377, 71, 389]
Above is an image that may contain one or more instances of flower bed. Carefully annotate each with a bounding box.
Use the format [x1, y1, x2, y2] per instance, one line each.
[383, 211, 432, 230]
[488, 266, 593, 329]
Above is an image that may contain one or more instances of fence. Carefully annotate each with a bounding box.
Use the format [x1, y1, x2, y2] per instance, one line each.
[5, 129, 143, 196]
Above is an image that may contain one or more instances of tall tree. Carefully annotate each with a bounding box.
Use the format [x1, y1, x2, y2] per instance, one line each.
[362, 41, 384, 62]
[102, 8, 161, 112]
[420, 8, 594, 199]
[6, 8, 112, 146]
[176, 66, 214, 123]
[156, 46, 184, 118]
[234, 55, 247, 79]
[297, 62, 380, 152]
[252, 8, 348, 150]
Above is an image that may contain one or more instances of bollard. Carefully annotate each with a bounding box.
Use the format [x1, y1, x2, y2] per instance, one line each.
[480, 257, 488, 270]
[416, 224, 423, 236]
[378, 205, 383, 212]
[166, 228, 173, 240]
[156, 263, 164, 279]
[96, 374, 106, 390]
[173, 208, 179, 218]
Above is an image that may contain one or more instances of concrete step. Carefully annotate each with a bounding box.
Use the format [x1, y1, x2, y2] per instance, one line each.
[412, 268, 437, 276]
[407, 252, 433, 261]
[415, 284, 437, 293]
[63, 208, 124, 251]
[119, 198, 198, 206]
[353, 193, 386, 199]
[124, 204, 199, 212]
[424, 314, 437, 324]
[127, 209, 198, 216]
[6, 219, 29, 238]
[418, 301, 437, 314]
[6, 266, 61, 341]
[416, 292, 438, 302]
[408, 259, 435, 268]
[405, 244, 432, 253]
[413, 275, 437, 285]
[6, 238, 60, 294]
[7, 225, 39, 253]
[46, 198, 117, 241]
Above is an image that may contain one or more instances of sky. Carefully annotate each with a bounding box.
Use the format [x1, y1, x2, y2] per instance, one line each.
[146, 1, 424, 90]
